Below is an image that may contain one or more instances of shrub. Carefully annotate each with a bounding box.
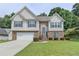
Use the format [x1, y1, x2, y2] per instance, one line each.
[54, 38, 58, 40]
[34, 38, 39, 41]
[49, 38, 52, 40]
[65, 28, 76, 36]
[65, 37, 70, 40]
[60, 38, 64, 40]
[65, 27, 79, 39]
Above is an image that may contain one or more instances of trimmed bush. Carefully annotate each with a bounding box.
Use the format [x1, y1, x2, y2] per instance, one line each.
[65, 27, 79, 36]
[65, 37, 70, 40]
[65, 28, 76, 36]
[60, 38, 64, 40]
[49, 38, 52, 40]
[34, 38, 39, 41]
[54, 38, 58, 40]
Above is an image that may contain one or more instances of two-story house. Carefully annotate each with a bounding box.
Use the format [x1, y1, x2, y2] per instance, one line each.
[10, 6, 64, 41]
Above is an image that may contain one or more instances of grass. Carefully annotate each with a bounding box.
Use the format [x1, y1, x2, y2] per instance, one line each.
[0, 40, 9, 43]
[16, 40, 79, 56]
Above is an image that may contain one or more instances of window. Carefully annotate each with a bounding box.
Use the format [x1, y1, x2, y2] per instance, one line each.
[14, 21, 23, 27]
[28, 20, 36, 27]
[58, 22, 62, 28]
[50, 22, 54, 28]
[55, 22, 57, 28]
[50, 22, 62, 28]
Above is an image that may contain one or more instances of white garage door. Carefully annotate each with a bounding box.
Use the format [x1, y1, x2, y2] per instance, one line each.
[16, 32, 34, 41]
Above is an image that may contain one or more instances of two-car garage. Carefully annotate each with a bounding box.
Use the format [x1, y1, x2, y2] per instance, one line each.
[16, 32, 34, 41]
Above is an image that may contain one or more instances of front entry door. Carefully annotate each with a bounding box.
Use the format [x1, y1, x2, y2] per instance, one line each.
[41, 25, 48, 40]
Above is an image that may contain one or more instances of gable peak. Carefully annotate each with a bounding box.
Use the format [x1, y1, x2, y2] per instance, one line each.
[51, 12, 64, 21]
[20, 6, 36, 17]
[53, 12, 60, 16]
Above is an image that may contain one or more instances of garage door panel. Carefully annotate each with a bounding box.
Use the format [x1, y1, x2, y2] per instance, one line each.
[16, 32, 34, 40]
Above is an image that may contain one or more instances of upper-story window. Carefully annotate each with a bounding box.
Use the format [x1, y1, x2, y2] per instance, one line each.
[28, 20, 36, 27]
[54, 22, 58, 28]
[50, 22, 62, 28]
[14, 21, 23, 27]
[58, 22, 62, 28]
[50, 22, 54, 28]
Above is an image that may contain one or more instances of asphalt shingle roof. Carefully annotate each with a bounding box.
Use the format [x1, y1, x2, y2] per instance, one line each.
[36, 16, 50, 21]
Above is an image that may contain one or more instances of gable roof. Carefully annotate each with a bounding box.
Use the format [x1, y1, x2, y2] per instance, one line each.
[50, 13, 64, 22]
[11, 6, 36, 20]
[36, 16, 50, 21]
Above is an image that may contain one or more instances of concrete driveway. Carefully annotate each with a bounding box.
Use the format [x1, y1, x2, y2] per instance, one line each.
[0, 40, 33, 56]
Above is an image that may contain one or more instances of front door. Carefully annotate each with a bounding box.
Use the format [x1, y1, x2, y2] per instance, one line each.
[41, 25, 48, 40]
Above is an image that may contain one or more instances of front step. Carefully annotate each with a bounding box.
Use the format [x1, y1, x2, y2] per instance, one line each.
[41, 35, 47, 41]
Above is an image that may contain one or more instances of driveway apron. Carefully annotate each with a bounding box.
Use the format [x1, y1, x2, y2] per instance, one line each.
[0, 40, 32, 56]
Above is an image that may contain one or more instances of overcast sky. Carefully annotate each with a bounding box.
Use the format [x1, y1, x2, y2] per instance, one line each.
[0, 3, 75, 17]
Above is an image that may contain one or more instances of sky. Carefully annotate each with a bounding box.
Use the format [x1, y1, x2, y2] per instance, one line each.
[0, 3, 75, 17]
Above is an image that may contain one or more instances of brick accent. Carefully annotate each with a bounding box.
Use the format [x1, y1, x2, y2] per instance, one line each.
[34, 31, 39, 38]
[48, 31, 53, 38]
[48, 31, 64, 39]
[59, 31, 64, 38]
[12, 31, 16, 40]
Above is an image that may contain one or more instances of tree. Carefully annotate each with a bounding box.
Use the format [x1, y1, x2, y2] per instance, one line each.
[48, 7, 61, 16]
[10, 12, 15, 17]
[0, 12, 15, 28]
[37, 12, 47, 16]
[0, 15, 11, 28]
[0, 17, 3, 28]
[72, 3, 79, 16]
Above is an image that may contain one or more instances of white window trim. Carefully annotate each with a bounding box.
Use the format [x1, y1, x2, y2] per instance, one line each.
[50, 22, 62, 28]
[14, 21, 23, 27]
[28, 20, 36, 27]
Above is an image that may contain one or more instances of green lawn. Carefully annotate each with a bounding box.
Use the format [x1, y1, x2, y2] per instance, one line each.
[16, 40, 79, 56]
[0, 40, 9, 43]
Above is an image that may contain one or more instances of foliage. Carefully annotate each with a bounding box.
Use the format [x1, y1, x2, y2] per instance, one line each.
[37, 12, 47, 16]
[65, 27, 76, 36]
[0, 12, 15, 28]
[72, 3, 79, 16]
[65, 27, 79, 38]
[48, 7, 61, 16]
[34, 38, 39, 41]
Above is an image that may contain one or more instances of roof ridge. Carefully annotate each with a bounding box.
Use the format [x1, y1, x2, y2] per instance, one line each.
[10, 6, 36, 20]
[37, 16, 49, 17]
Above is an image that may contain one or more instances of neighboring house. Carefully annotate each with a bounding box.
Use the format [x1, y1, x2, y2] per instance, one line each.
[10, 6, 64, 41]
[0, 28, 8, 40]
